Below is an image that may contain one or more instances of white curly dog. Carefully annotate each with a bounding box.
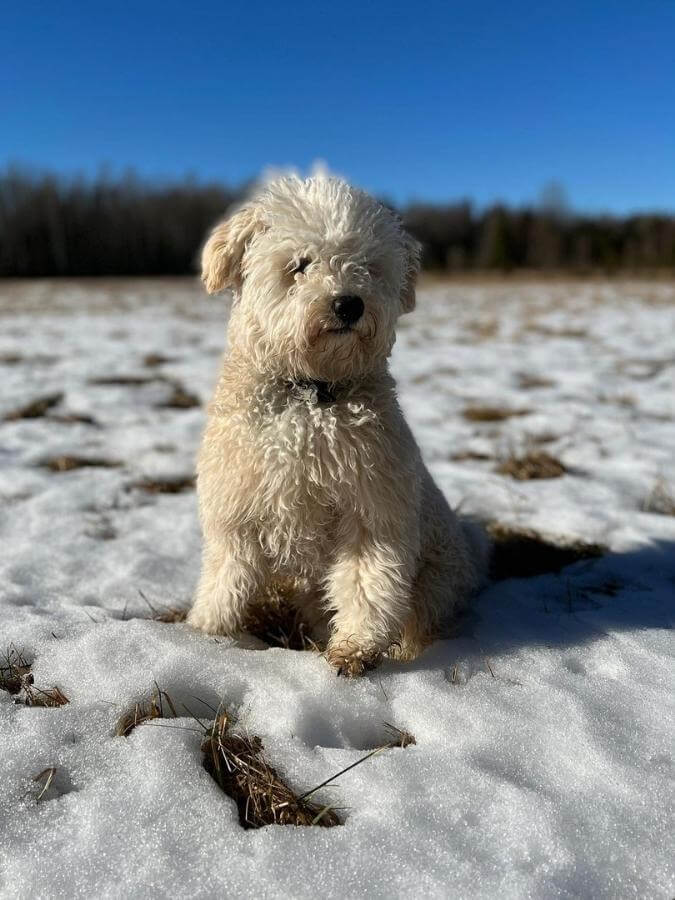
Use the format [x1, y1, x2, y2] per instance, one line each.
[187, 174, 486, 676]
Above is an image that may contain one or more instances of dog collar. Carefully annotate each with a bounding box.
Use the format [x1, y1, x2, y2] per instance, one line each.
[285, 379, 337, 405]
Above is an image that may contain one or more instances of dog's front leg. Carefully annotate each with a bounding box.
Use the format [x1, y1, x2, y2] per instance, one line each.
[324, 515, 416, 677]
[187, 533, 267, 636]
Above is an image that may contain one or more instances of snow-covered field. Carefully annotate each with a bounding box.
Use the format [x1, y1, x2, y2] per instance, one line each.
[1, 277, 673, 899]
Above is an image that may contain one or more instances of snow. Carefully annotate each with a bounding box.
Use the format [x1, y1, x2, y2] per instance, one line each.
[0, 277, 673, 899]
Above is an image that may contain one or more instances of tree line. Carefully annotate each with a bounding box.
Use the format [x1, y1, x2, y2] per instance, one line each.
[1, 169, 674, 276]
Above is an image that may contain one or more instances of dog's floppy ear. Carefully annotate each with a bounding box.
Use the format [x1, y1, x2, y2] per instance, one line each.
[201, 203, 265, 294]
[400, 230, 422, 313]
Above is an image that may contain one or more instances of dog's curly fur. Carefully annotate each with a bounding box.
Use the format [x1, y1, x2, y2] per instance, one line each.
[187, 175, 487, 675]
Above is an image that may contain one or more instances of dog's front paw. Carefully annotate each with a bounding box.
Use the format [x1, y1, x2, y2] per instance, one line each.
[186, 604, 230, 636]
[326, 641, 382, 678]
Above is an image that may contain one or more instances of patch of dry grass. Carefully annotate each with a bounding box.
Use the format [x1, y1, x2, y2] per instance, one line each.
[467, 318, 499, 340]
[203, 714, 415, 829]
[143, 352, 176, 367]
[88, 374, 157, 386]
[450, 450, 493, 462]
[135, 590, 188, 624]
[4, 392, 63, 420]
[42, 455, 122, 472]
[47, 412, 99, 426]
[618, 356, 675, 380]
[528, 431, 560, 445]
[0, 646, 32, 695]
[243, 593, 321, 652]
[517, 373, 556, 389]
[115, 687, 343, 829]
[87, 371, 199, 409]
[203, 712, 342, 828]
[0, 646, 69, 707]
[116, 686, 178, 737]
[644, 480, 675, 516]
[526, 324, 587, 339]
[24, 685, 69, 708]
[463, 405, 531, 422]
[158, 381, 200, 410]
[488, 523, 607, 579]
[496, 451, 567, 480]
[153, 607, 189, 623]
[131, 476, 195, 494]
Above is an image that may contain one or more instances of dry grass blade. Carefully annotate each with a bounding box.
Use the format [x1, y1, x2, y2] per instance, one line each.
[4, 392, 63, 420]
[33, 767, 57, 801]
[202, 713, 340, 829]
[496, 451, 567, 480]
[297, 747, 389, 803]
[299, 724, 416, 803]
[382, 722, 416, 748]
[24, 685, 69, 708]
[300, 722, 417, 800]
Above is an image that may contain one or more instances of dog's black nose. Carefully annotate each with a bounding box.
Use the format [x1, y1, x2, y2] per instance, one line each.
[333, 295, 364, 325]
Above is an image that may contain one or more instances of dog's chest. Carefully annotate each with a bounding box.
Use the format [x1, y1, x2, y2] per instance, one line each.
[242, 394, 382, 569]
[255, 393, 381, 498]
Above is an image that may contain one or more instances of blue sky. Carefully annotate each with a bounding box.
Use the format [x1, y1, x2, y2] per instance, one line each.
[2, 1, 674, 212]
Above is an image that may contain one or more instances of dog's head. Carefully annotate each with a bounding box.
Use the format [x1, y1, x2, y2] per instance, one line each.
[201, 175, 421, 381]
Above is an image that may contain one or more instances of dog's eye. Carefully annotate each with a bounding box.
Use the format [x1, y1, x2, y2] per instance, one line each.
[291, 257, 311, 275]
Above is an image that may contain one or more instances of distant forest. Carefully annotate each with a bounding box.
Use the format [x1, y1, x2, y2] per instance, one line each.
[1, 169, 674, 276]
